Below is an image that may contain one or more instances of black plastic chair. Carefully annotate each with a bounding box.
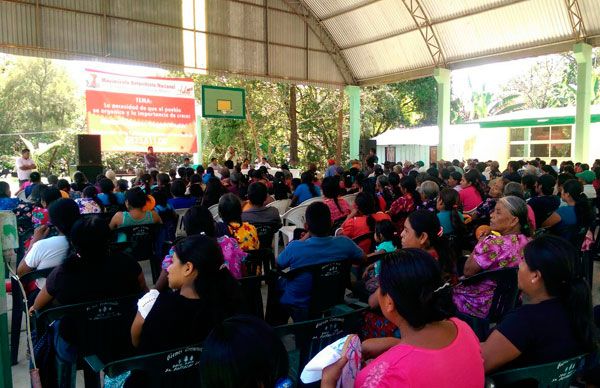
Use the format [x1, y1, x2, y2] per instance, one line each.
[110, 224, 161, 282]
[352, 232, 375, 253]
[267, 260, 352, 322]
[85, 344, 203, 388]
[9, 266, 55, 365]
[245, 248, 276, 276]
[34, 294, 140, 388]
[274, 303, 368, 387]
[251, 221, 281, 251]
[456, 267, 519, 340]
[239, 275, 266, 319]
[485, 354, 586, 388]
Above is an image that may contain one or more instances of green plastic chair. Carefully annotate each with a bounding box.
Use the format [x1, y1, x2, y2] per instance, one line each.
[85, 344, 203, 388]
[486, 354, 586, 388]
[34, 293, 141, 388]
[274, 302, 368, 387]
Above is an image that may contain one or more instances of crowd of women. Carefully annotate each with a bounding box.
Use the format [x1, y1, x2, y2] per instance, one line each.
[2, 155, 600, 387]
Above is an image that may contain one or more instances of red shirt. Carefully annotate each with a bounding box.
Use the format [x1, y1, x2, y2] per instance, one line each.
[341, 212, 391, 254]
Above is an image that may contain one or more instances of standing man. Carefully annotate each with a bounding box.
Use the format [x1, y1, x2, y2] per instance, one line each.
[179, 157, 192, 169]
[16, 148, 36, 186]
[144, 146, 159, 172]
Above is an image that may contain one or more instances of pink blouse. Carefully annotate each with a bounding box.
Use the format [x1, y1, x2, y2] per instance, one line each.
[459, 185, 483, 212]
[324, 197, 351, 223]
[452, 233, 530, 318]
[355, 318, 484, 388]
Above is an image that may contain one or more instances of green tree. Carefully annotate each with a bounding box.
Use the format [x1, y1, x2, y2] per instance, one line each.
[0, 57, 84, 173]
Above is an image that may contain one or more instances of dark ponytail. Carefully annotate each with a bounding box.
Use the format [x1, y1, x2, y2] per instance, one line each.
[375, 219, 400, 248]
[563, 179, 593, 228]
[140, 173, 153, 195]
[379, 249, 455, 329]
[355, 191, 377, 232]
[174, 235, 242, 325]
[464, 169, 485, 200]
[407, 210, 455, 278]
[439, 188, 466, 238]
[524, 235, 597, 352]
[399, 176, 419, 204]
[301, 171, 318, 198]
[82, 185, 105, 212]
[99, 178, 118, 206]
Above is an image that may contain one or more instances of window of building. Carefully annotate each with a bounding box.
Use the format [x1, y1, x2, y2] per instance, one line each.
[508, 125, 572, 160]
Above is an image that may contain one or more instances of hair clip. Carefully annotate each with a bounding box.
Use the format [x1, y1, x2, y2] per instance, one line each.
[219, 264, 228, 271]
[433, 282, 450, 294]
[437, 226, 444, 237]
[275, 377, 293, 388]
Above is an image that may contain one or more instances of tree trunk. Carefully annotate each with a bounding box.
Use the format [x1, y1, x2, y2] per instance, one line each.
[244, 98, 261, 160]
[289, 84, 299, 166]
[336, 88, 344, 164]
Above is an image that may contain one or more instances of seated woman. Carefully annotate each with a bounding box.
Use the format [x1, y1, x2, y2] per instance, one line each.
[452, 196, 531, 319]
[290, 171, 321, 207]
[97, 178, 126, 213]
[217, 193, 260, 251]
[436, 188, 465, 237]
[399, 210, 455, 283]
[481, 235, 595, 372]
[417, 180, 439, 212]
[388, 176, 419, 233]
[459, 169, 485, 212]
[75, 186, 103, 214]
[341, 192, 391, 255]
[503, 182, 537, 232]
[17, 199, 80, 294]
[167, 179, 196, 209]
[29, 216, 147, 313]
[155, 206, 247, 291]
[0, 181, 19, 210]
[321, 176, 350, 225]
[471, 177, 504, 224]
[375, 175, 394, 211]
[322, 249, 484, 388]
[199, 315, 290, 388]
[543, 179, 594, 236]
[131, 235, 242, 353]
[109, 188, 162, 240]
[201, 177, 227, 208]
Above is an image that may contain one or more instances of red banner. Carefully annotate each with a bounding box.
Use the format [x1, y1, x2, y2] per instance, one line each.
[85, 69, 197, 153]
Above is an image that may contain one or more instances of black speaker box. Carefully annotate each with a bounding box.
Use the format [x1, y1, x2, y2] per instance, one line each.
[75, 165, 103, 182]
[360, 139, 376, 161]
[77, 134, 102, 166]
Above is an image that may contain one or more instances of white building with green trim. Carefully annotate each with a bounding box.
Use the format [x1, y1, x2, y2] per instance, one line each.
[373, 105, 600, 168]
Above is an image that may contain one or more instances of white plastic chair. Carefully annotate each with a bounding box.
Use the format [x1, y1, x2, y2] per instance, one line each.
[274, 205, 308, 257]
[175, 208, 189, 237]
[298, 196, 323, 207]
[16, 191, 28, 202]
[342, 193, 358, 208]
[266, 199, 291, 216]
[208, 204, 221, 222]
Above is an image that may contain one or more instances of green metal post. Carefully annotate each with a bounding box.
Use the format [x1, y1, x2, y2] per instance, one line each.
[434, 68, 451, 161]
[0, 224, 12, 388]
[345, 85, 361, 161]
[574, 42, 592, 163]
[193, 114, 203, 165]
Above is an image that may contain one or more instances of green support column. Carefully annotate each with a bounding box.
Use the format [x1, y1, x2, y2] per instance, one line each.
[434, 68, 451, 161]
[574, 42, 593, 163]
[193, 114, 203, 165]
[345, 85, 361, 161]
[0, 221, 12, 388]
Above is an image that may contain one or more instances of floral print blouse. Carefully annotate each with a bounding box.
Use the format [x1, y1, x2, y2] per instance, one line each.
[452, 233, 530, 318]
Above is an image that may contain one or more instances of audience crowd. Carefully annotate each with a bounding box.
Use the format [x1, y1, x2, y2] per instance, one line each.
[3, 150, 600, 387]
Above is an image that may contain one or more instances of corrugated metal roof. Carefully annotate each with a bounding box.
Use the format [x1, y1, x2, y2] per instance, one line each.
[2, 0, 600, 87]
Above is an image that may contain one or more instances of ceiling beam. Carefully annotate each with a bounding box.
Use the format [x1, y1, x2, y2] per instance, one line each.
[341, 0, 528, 51]
[282, 0, 357, 85]
[564, 0, 587, 41]
[401, 0, 446, 67]
[319, 0, 384, 22]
